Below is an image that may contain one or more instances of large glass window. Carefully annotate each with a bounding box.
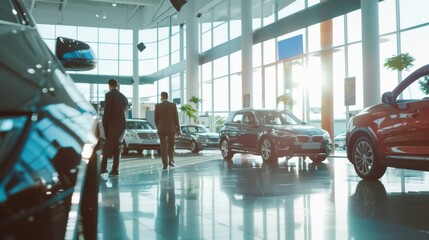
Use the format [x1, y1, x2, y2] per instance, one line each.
[213, 76, 228, 111]
[400, 0, 429, 30]
[262, 0, 275, 26]
[346, 10, 362, 43]
[230, 74, 242, 110]
[379, 0, 397, 35]
[213, 56, 229, 79]
[278, 0, 305, 19]
[213, 1, 228, 48]
[202, 78, 213, 115]
[264, 65, 277, 109]
[201, 13, 212, 52]
[401, 26, 429, 71]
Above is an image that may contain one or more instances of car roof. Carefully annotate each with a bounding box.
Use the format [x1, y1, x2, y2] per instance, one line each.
[127, 118, 147, 122]
[233, 108, 287, 113]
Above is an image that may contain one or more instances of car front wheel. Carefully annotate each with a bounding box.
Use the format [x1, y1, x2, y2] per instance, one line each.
[352, 136, 386, 180]
[190, 140, 200, 153]
[220, 139, 234, 160]
[260, 137, 277, 162]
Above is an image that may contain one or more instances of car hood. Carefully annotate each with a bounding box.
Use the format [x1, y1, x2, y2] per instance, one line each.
[195, 132, 219, 138]
[130, 129, 158, 134]
[270, 124, 327, 136]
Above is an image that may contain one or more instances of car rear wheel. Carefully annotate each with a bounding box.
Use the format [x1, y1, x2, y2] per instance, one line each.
[309, 156, 326, 163]
[260, 137, 277, 162]
[190, 140, 200, 153]
[220, 139, 234, 160]
[352, 136, 386, 180]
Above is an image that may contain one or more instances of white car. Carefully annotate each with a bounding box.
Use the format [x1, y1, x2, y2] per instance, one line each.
[334, 132, 346, 150]
[122, 119, 161, 155]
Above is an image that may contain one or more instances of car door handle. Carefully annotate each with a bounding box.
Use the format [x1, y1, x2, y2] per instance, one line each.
[411, 111, 420, 118]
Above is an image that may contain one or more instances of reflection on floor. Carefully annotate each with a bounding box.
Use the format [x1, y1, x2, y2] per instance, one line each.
[98, 150, 429, 240]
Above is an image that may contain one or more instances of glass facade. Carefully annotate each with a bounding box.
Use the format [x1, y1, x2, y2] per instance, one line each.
[37, 0, 429, 134]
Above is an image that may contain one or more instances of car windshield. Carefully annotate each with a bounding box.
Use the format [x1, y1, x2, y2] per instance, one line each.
[188, 126, 210, 133]
[127, 121, 154, 130]
[256, 111, 301, 125]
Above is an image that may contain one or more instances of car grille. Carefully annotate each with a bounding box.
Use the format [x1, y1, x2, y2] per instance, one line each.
[296, 135, 323, 143]
[311, 136, 323, 142]
[138, 133, 159, 139]
[208, 137, 219, 142]
[296, 135, 310, 143]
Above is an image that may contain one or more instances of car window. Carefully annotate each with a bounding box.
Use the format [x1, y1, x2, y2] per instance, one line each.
[189, 126, 197, 133]
[232, 113, 243, 123]
[127, 121, 154, 130]
[282, 113, 301, 125]
[400, 75, 429, 101]
[243, 112, 256, 124]
[197, 126, 209, 133]
[141, 121, 154, 129]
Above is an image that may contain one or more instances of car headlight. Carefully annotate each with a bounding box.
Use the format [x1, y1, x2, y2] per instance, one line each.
[197, 135, 208, 143]
[125, 130, 139, 139]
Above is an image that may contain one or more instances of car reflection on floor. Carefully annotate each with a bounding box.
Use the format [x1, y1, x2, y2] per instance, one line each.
[348, 180, 429, 239]
[220, 155, 334, 205]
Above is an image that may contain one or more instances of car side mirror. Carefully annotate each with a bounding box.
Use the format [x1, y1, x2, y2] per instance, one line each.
[56, 37, 97, 71]
[381, 92, 393, 104]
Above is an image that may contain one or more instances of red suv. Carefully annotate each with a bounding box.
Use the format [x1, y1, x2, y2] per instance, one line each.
[346, 64, 429, 180]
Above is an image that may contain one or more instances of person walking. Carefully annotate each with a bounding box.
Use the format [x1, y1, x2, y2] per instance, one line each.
[155, 92, 180, 170]
[101, 79, 128, 176]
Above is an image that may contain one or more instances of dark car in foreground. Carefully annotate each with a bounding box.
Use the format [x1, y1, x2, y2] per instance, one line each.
[175, 124, 220, 153]
[0, 1, 99, 239]
[219, 109, 332, 162]
[346, 64, 429, 180]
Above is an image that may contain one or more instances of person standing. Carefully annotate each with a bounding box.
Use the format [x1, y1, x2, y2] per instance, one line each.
[155, 92, 180, 170]
[101, 79, 128, 176]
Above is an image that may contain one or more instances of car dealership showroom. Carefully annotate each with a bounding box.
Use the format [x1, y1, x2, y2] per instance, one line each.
[2, 0, 429, 239]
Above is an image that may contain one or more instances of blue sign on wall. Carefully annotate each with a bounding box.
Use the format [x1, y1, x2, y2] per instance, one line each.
[277, 35, 303, 61]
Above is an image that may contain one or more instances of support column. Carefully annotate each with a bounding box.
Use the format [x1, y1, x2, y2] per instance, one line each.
[241, 0, 253, 108]
[361, 0, 380, 107]
[132, 28, 140, 118]
[320, 18, 334, 147]
[185, 4, 199, 103]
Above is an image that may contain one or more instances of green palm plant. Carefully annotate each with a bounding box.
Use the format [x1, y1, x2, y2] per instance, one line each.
[276, 92, 295, 110]
[189, 96, 202, 110]
[384, 53, 415, 72]
[179, 104, 198, 124]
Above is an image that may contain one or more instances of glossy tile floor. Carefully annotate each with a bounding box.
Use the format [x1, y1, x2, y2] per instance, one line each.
[98, 150, 429, 240]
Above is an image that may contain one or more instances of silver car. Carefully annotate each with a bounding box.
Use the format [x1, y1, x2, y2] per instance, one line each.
[122, 119, 160, 155]
[175, 124, 220, 153]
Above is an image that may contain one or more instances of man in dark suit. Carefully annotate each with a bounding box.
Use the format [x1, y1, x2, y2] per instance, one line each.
[101, 79, 128, 176]
[155, 92, 180, 170]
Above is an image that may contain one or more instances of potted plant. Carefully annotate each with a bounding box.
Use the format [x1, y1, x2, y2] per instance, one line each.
[383, 53, 415, 72]
[179, 104, 198, 124]
[179, 96, 202, 124]
[276, 92, 295, 111]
